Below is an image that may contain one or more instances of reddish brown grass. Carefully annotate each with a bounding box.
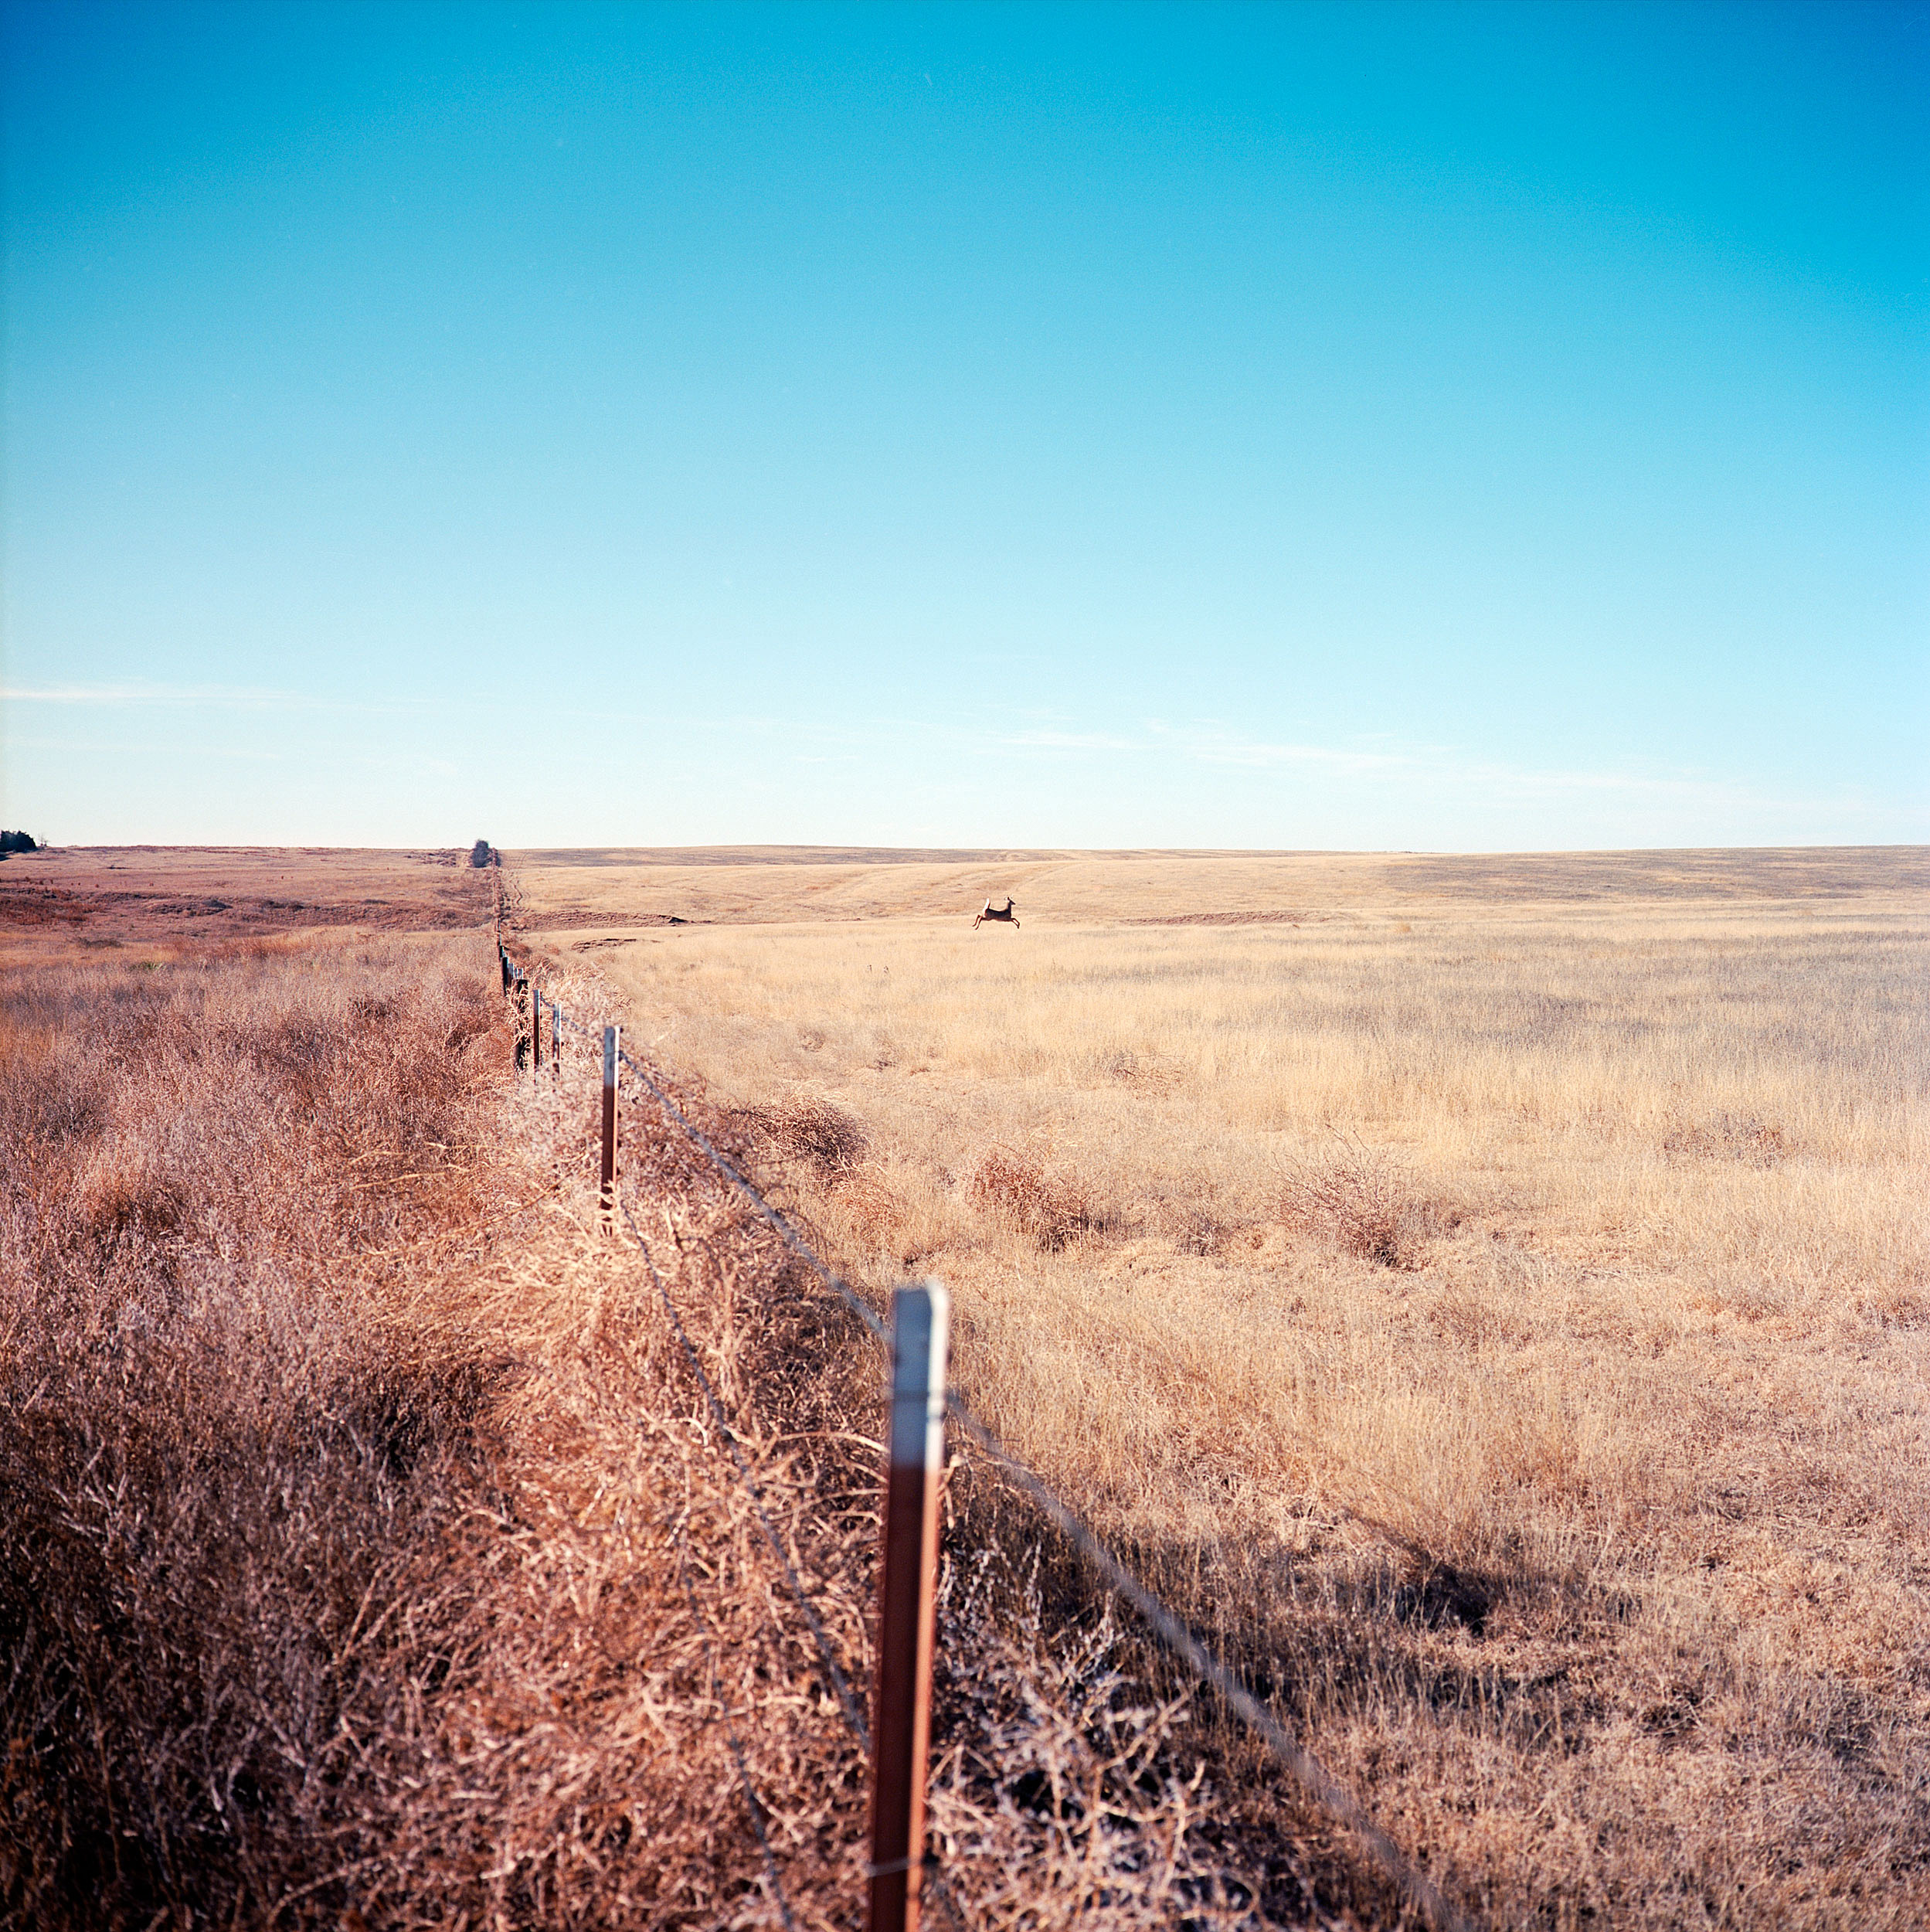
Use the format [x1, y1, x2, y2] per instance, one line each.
[968, 1147, 1103, 1253]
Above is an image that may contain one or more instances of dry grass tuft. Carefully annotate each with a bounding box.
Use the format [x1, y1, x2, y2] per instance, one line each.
[1278, 1138, 1449, 1271]
[970, 1146, 1103, 1253]
[1661, 1109, 1789, 1165]
[827, 1167, 916, 1256]
[736, 1095, 869, 1176]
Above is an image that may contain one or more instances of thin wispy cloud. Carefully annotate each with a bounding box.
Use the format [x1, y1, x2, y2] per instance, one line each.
[0, 682, 654, 730]
[1000, 729, 1143, 752]
[987, 716, 1881, 826]
[2, 682, 396, 715]
[1160, 725, 1414, 775]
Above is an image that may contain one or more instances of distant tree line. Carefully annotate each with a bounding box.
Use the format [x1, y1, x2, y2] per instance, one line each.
[0, 831, 39, 858]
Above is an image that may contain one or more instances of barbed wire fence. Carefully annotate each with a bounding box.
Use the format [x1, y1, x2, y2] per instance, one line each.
[493, 927, 1473, 1932]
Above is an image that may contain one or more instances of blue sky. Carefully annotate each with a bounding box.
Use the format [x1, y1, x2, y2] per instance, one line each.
[3, 0, 1925, 849]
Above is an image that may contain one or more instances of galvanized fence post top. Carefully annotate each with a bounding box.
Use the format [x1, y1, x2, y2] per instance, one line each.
[889, 1284, 949, 1469]
[599, 1024, 621, 1229]
[871, 1284, 950, 1932]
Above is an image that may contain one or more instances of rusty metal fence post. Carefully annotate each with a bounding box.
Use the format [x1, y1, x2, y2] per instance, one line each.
[868, 1284, 950, 1932]
[600, 1024, 620, 1228]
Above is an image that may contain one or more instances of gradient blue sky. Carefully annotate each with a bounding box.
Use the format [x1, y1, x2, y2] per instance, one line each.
[3, 0, 1925, 849]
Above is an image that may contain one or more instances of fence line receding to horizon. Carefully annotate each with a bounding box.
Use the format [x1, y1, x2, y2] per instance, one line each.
[494, 928, 1474, 1932]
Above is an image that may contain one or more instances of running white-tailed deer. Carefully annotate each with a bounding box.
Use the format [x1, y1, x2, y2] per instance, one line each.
[973, 896, 1019, 930]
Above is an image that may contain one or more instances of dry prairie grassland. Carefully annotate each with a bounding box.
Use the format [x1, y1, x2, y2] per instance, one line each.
[504, 843, 1920, 928]
[524, 849, 1930, 1929]
[0, 842, 491, 940]
[0, 883, 1324, 1930]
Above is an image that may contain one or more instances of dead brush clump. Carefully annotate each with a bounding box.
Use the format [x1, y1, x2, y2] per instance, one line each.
[1277, 1138, 1447, 1271]
[927, 1550, 1265, 1930]
[820, 1165, 921, 1267]
[735, 1094, 869, 1177]
[970, 1145, 1104, 1253]
[70, 1134, 191, 1237]
[1661, 1109, 1789, 1165]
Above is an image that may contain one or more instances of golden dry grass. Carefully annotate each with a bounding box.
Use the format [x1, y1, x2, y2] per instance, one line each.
[520, 849, 1930, 1928]
[505, 844, 1926, 928]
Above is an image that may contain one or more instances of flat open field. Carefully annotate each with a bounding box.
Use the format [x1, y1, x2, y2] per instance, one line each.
[507, 843, 1923, 927]
[517, 845, 1930, 1927]
[0, 844, 493, 944]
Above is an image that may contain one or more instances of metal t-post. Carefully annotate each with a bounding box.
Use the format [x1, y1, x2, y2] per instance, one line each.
[600, 1025, 620, 1227]
[868, 1284, 950, 1932]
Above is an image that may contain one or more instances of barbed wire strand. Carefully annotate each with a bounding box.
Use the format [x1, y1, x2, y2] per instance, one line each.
[619, 1188, 874, 1757]
[515, 968, 1473, 1932]
[615, 1043, 891, 1349]
[945, 1406, 1472, 1932]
